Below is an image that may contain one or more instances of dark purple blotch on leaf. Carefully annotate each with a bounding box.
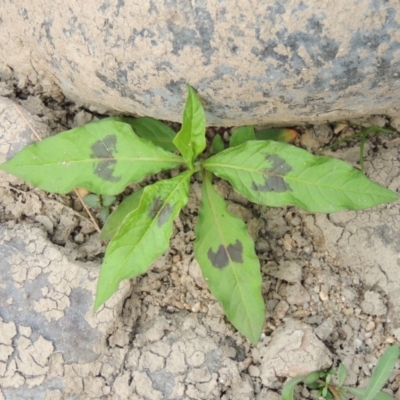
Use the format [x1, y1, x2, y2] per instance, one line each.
[148, 197, 173, 227]
[207, 239, 244, 269]
[148, 197, 164, 218]
[90, 135, 121, 182]
[158, 203, 173, 227]
[252, 153, 292, 193]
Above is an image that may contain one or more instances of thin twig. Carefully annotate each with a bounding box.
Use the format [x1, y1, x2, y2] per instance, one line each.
[74, 189, 101, 232]
[13, 103, 101, 233]
[14, 103, 42, 141]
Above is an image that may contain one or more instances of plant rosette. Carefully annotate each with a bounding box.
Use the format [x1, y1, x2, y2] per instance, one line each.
[1, 86, 399, 343]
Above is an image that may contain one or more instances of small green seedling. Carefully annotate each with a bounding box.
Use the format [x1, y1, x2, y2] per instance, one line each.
[83, 194, 117, 223]
[282, 345, 399, 400]
[1, 86, 399, 343]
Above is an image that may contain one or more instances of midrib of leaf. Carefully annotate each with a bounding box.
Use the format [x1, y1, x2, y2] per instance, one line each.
[110, 171, 190, 285]
[203, 174, 256, 335]
[18, 156, 184, 167]
[205, 161, 391, 197]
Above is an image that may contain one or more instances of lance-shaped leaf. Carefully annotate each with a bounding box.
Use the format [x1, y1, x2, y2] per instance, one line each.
[0, 120, 184, 195]
[281, 376, 307, 400]
[362, 345, 399, 400]
[101, 188, 144, 240]
[108, 116, 176, 152]
[94, 171, 191, 309]
[173, 85, 206, 168]
[203, 141, 399, 213]
[194, 173, 265, 343]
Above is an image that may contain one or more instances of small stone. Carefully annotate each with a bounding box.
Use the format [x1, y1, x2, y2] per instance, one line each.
[172, 254, 181, 263]
[333, 123, 348, 134]
[314, 319, 335, 341]
[368, 115, 387, 128]
[259, 319, 332, 387]
[390, 116, 400, 131]
[319, 291, 329, 302]
[248, 365, 260, 377]
[274, 300, 289, 319]
[361, 291, 387, 316]
[366, 321, 376, 332]
[286, 284, 311, 305]
[301, 124, 333, 150]
[266, 261, 302, 284]
[73, 110, 93, 126]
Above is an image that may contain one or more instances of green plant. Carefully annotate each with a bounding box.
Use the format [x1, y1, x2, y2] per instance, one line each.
[1, 86, 399, 343]
[319, 125, 394, 173]
[83, 193, 117, 223]
[282, 345, 399, 400]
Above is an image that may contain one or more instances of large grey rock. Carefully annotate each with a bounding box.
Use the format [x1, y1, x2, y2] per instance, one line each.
[1, 1, 400, 126]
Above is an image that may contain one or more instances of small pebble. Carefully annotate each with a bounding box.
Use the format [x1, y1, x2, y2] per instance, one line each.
[366, 321, 376, 332]
[172, 254, 181, 263]
[319, 291, 329, 302]
[248, 365, 260, 377]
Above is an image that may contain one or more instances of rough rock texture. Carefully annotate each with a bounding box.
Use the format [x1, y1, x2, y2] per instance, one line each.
[2, 1, 400, 125]
[259, 320, 332, 388]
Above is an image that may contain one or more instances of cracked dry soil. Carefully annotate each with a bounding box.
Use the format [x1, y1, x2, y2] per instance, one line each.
[1, 78, 400, 400]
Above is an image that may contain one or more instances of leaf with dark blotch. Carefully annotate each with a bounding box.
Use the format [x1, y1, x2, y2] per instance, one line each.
[90, 135, 121, 182]
[194, 172, 265, 344]
[203, 141, 399, 213]
[229, 126, 256, 147]
[252, 154, 292, 193]
[207, 240, 243, 269]
[108, 116, 176, 152]
[101, 189, 144, 240]
[0, 119, 184, 195]
[94, 171, 191, 309]
[173, 85, 206, 168]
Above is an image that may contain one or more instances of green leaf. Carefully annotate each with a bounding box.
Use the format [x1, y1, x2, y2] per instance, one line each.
[344, 387, 394, 399]
[0, 119, 184, 195]
[99, 208, 110, 224]
[375, 392, 395, 400]
[304, 371, 321, 385]
[282, 376, 307, 400]
[194, 172, 265, 344]
[211, 134, 225, 154]
[94, 171, 191, 309]
[338, 363, 347, 387]
[84, 194, 101, 208]
[339, 392, 348, 400]
[203, 141, 400, 213]
[343, 387, 366, 399]
[101, 195, 117, 207]
[363, 345, 399, 400]
[255, 128, 298, 143]
[109, 116, 176, 152]
[230, 126, 256, 147]
[173, 85, 206, 168]
[101, 189, 144, 240]
[344, 388, 394, 400]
